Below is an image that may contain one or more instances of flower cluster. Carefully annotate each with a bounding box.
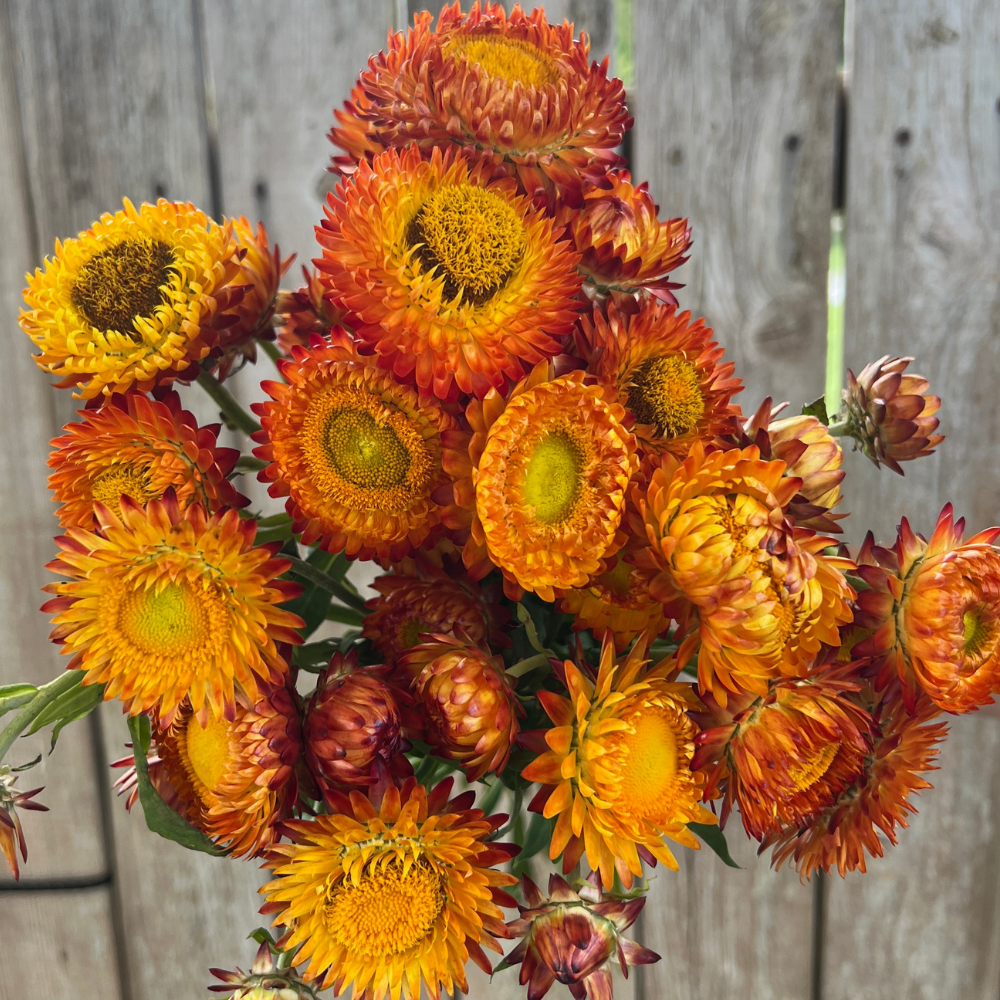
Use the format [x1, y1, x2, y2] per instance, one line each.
[4, 4, 987, 1000]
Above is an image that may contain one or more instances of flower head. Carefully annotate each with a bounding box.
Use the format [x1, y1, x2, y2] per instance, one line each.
[400, 633, 521, 780]
[634, 445, 854, 704]
[579, 300, 742, 459]
[557, 171, 690, 308]
[841, 355, 943, 474]
[316, 145, 581, 400]
[447, 363, 637, 601]
[211, 218, 295, 381]
[764, 688, 946, 877]
[0, 765, 47, 880]
[261, 777, 519, 999]
[210, 940, 322, 1000]
[275, 267, 345, 356]
[854, 505, 1000, 713]
[521, 636, 716, 890]
[252, 336, 466, 560]
[21, 199, 243, 398]
[330, 3, 630, 201]
[693, 671, 872, 840]
[363, 570, 508, 662]
[304, 652, 406, 789]
[505, 872, 659, 1000]
[135, 686, 303, 857]
[42, 495, 303, 726]
[743, 399, 846, 533]
[48, 390, 245, 528]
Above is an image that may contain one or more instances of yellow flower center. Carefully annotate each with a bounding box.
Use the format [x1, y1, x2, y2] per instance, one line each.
[179, 712, 234, 797]
[614, 706, 680, 822]
[786, 741, 840, 793]
[90, 463, 158, 509]
[962, 603, 999, 667]
[324, 859, 445, 958]
[522, 431, 584, 525]
[119, 581, 212, 655]
[398, 617, 433, 650]
[627, 355, 705, 438]
[300, 386, 434, 513]
[446, 35, 561, 88]
[593, 557, 634, 603]
[410, 183, 525, 304]
[71, 237, 174, 334]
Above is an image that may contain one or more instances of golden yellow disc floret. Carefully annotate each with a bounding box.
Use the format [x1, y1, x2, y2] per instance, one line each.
[90, 463, 157, 509]
[626, 355, 706, 438]
[445, 34, 561, 88]
[410, 183, 525, 304]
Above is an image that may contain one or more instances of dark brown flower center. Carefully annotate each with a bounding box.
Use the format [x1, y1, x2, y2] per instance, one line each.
[71, 237, 174, 335]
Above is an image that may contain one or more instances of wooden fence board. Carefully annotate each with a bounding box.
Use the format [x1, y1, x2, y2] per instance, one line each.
[632, 0, 842, 409]
[0, 888, 122, 999]
[639, 828, 813, 1000]
[826, 2, 1000, 997]
[0, 0, 107, 884]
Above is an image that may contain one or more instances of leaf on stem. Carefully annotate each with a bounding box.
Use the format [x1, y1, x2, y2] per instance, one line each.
[688, 821, 741, 868]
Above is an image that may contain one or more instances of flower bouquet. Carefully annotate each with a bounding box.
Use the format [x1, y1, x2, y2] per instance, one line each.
[2, 4, 988, 1000]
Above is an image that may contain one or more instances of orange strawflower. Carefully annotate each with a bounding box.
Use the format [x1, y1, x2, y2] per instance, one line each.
[42, 495, 303, 727]
[557, 170, 690, 309]
[21, 198, 244, 398]
[211, 217, 295, 381]
[579, 300, 742, 459]
[262, 777, 519, 998]
[521, 636, 716, 890]
[693, 671, 872, 840]
[48, 390, 244, 529]
[634, 444, 854, 704]
[854, 504, 1000, 713]
[0, 767, 47, 881]
[363, 570, 508, 662]
[743, 398, 846, 533]
[330, 3, 630, 201]
[252, 335, 467, 561]
[764, 688, 946, 878]
[316, 145, 581, 400]
[274, 266, 344, 356]
[129, 687, 302, 857]
[400, 633, 521, 780]
[445, 362, 637, 601]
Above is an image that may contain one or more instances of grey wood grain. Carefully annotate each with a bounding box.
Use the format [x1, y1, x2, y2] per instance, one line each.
[0, 0, 107, 884]
[840, 0, 1000, 543]
[638, 827, 813, 1000]
[0, 888, 123, 999]
[826, 3, 1000, 997]
[632, 0, 842, 410]
[823, 714, 1000, 1000]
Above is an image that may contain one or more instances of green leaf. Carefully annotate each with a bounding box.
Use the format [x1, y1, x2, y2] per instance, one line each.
[801, 396, 830, 425]
[688, 821, 741, 869]
[325, 605, 366, 627]
[26, 678, 105, 752]
[282, 547, 341, 639]
[126, 715, 223, 855]
[0, 684, 38, 718]
[475, 776, 505, 817]
[513, 812, 555, 873]
[286, 554, 367, 612]
[516, 604, 556, 657]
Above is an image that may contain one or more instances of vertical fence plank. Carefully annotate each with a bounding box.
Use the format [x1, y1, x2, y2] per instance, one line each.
[826, 3, 1000, 998]
[632, 0, 841, 408]
[0, 890, 122, 999]
[630, 4, 841, 996]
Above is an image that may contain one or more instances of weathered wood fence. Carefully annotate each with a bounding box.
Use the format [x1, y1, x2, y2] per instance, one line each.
[0, 2, 997, 998]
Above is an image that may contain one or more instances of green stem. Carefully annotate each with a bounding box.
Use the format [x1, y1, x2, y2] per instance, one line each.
[285, 556, 368, 612]
[0, 671, 82, 764]
[236, 455, 268, 471]
[258, 339, 283, 365]
[827, 416, 850, 438]
[196, 368, 261, 437]
[507, 652, 552, 678]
